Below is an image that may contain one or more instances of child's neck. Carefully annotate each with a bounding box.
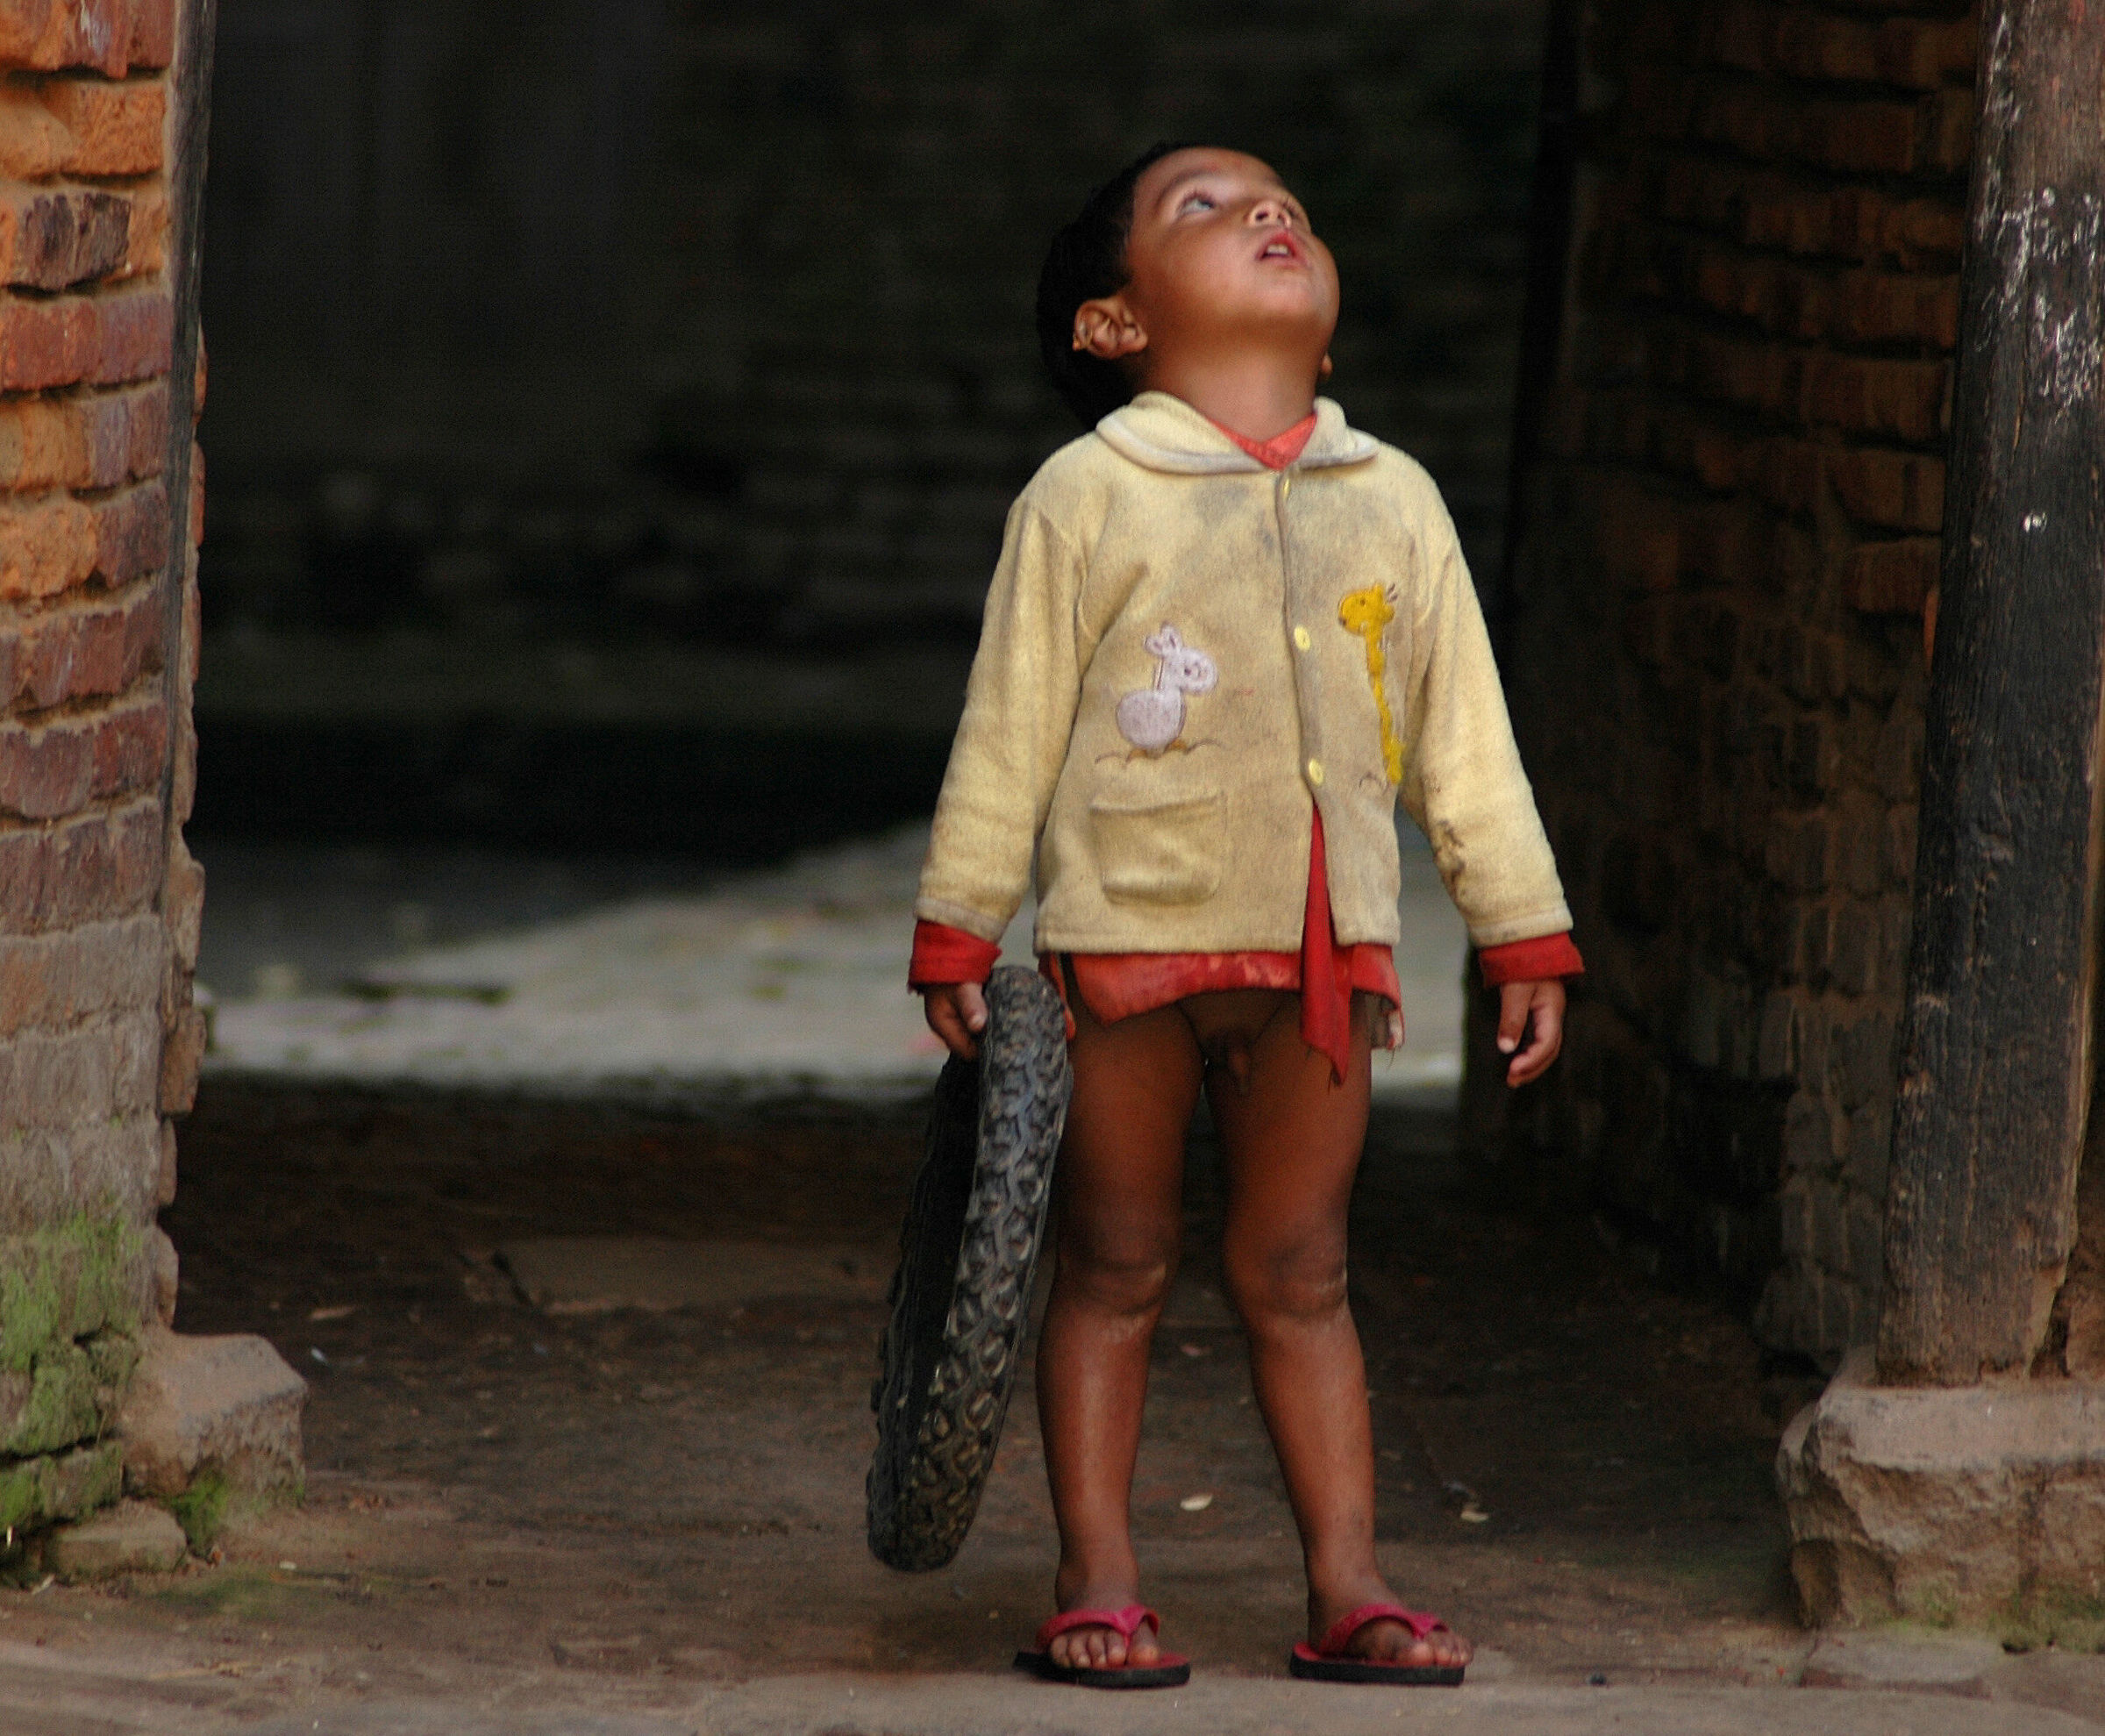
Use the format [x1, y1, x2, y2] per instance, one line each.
[1138, 354, 1320, 444]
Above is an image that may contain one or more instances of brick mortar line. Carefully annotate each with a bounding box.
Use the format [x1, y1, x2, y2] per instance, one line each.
[3, 671, 164, 728]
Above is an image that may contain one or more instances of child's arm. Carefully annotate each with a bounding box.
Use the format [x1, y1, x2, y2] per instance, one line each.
[1394, 482, 1574, 956]
[911, 495, 1088, 1059]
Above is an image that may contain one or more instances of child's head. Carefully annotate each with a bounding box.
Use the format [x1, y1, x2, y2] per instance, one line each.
[1037, 145, 1339, 427]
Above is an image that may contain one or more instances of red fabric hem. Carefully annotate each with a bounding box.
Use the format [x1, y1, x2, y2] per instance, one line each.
[1478, 932, 1585, 987]
[907, 919, 1001, 989]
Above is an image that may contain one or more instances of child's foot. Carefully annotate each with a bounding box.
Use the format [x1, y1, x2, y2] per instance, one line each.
[1310, 1589, 1472, 1672]
[1046, 1584, 1165, 1671]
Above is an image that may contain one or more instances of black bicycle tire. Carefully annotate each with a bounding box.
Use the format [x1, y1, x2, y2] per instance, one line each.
[867, 966, 1070, 1572]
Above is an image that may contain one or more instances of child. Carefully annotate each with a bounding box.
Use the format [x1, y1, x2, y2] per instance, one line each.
[910, 143, 1581, 1688]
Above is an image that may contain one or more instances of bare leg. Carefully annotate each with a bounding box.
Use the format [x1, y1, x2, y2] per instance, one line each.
[1203, 991, 1473, 1670]
[1034, 990, 1200, 1670]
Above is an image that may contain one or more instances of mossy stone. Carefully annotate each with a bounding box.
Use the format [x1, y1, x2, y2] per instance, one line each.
[0, 1340, 100, 1458]
[0, 1441, 123, 1536]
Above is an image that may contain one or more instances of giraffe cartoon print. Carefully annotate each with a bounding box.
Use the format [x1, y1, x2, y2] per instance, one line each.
[1114, 624, 1218, 755]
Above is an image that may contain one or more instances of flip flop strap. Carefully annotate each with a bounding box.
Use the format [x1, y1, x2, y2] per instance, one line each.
[1315, 1602, 1449, 1657]
[1036, 1604, 1160, 1649]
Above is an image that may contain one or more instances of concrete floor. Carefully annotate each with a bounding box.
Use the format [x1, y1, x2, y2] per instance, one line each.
[193, 821, 1472, 1104]
[6, 1086, 2101, 1733]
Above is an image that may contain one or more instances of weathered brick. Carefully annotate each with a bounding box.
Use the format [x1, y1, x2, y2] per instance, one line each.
[1845, 1191, 1885, 1297]
[0, 382, 167, 493]
[157, 1003, 202, 1114]
[0, 0, 173, 75]
[0, 1008, 161, 1132]
[0, 184, 132, 289]
[0, 795, 161, 932]
[155, 1115, 175, 1204]
[0, 914, 164, 1038]
[0, 476, 166, 602]
[168, 706, 192, 825]
[1595, 480, 1682, 590]
[1757, 989, 1800, 1080]
[1778, 1173, 1814, 1261]
[1810, 1174, 1851, 1270]
[0, 491, 96, 598]
[0, 583, 161, 711]
[40, 75, 168, 175]
[1805, 355, 1947, 443]
[1830, 900, 1879, 995]
[1845, 1097, 1891, 1200]
[0, 687, 164, 819]
[1831, 1011, 1894, 1112]
[1828, 447, 1944, 533]
[0, 285, 169, 390]
[0, 1118, 161, 1234]
[1830, 268, 1959, 347]
[89, 286, 172, 383]
[0, 291, 94, 389]
[162, 832, 202, 971]
[89, 475, 168, 585]
[1884, 803, 1918, 882]
[1785, 1089, 1834, 1177]
[1697, 84, 1927, 175]
[1766, 810, 1831, 892]
[1845, 536, 1938, 613]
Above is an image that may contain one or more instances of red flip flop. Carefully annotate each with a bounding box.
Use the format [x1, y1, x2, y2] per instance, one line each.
[1015, 1604, 1191, 1689]
[1289, 1602, 1466, 1685]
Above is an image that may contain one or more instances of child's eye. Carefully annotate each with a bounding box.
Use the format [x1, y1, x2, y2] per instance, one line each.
[1178, 192, 1217, 214]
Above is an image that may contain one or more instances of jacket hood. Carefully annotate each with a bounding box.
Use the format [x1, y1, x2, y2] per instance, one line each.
[1094, 391, 1379, 475]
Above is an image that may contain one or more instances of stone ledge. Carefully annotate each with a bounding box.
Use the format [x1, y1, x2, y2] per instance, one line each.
[46, 1497, 184, 1579]
[115, 1325, 304, 1501]
[1779, 1346, 2105, 1629]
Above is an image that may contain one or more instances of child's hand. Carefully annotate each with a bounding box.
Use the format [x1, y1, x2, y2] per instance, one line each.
[920, 982, 989, 1061]
[1496, 978, 1565, 1086]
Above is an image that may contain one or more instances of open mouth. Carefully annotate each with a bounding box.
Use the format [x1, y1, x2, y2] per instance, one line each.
[1257, 231, 1303, 263]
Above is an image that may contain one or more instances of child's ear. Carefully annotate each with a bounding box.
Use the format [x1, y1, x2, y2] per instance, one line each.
[1074, 296, 1147, 362]
[1318, 352, 1334, 381]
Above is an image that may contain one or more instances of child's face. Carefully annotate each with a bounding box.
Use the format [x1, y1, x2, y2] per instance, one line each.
[1084, 148, 1339, 382]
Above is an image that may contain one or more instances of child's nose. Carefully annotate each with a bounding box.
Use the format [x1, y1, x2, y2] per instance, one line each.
[1249, 196, 1293, 228]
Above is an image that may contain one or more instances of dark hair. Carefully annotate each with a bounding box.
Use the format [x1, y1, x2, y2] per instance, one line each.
[1036, 141, 1196, 428]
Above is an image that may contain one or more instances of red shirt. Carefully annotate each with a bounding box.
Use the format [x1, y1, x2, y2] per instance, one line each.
[909, 410, 1581, 1078]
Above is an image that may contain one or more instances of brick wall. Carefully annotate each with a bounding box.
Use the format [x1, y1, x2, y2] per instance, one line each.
[1477, 0, 1973, 1370]
[196, 0, 1547, 651]
[0, 0, 209, 1536]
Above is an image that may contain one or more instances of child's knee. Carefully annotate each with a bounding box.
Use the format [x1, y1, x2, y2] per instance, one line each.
[1057, 1233, 1179, 1319]
[1224, 1230, 1348, 1327]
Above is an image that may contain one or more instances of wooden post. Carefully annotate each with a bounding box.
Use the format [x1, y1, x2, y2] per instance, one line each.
[1879, 0, 2105, 1384]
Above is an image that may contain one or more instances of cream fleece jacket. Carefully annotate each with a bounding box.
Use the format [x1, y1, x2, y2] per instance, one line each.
[915, 392, 1572, 955]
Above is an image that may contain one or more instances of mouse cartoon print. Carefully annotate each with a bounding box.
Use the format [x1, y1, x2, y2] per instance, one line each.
[1114, 624, 1218, 756]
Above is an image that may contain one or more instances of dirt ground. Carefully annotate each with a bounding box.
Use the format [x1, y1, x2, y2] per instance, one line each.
[2, 1078, 2080, 1729]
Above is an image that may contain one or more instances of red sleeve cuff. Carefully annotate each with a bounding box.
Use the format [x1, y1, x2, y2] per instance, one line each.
[909, 919, 1003, 989]
[1479, 932, 1585, 987]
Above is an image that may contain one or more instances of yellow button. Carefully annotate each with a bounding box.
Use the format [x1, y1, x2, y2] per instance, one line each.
[1307, 758, 1324, 786]
[1293, 625, 1312, 651]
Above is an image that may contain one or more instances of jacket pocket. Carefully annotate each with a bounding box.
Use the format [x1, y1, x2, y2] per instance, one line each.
[1088, 791, 1225, 905]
